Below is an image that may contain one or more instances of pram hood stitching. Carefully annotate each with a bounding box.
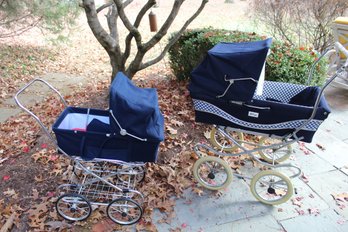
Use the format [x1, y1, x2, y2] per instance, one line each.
[193, 99, 323, 131]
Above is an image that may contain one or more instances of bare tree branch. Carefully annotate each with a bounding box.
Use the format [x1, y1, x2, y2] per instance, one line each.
[113, 0, 142, 47]
[122, 0, 156, 65]
[141, 0, 209, 69]
[0, 13, 33, 26]
[106, 5, 118, 41]
[96, 2, 113, 13]
[142, 0, 185, 52]
[83, 0, 209, 79]
[97, 0, 133, 13]
[0, 18, 41, 37]
[126, 0, 185, 76]
[82, 0, 116, 50]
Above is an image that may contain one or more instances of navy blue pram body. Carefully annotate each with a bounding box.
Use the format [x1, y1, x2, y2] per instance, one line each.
[53, 72, 164, 162]
[189, 39, 330, 143]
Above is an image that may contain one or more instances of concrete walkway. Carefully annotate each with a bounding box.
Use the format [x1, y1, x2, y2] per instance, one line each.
[154, 85, 348, 232]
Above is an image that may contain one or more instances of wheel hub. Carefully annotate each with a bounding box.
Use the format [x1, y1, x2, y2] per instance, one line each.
[208, 172, 215, 179]
[121, 212, 127, 217]
[267, 187, 276, 195]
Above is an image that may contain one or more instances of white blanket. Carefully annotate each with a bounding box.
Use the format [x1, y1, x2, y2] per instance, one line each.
[58, 113, 109, 130]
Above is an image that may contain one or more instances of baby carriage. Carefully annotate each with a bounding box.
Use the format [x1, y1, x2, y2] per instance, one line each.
[14, 72, 164, 225]
[189, 39, 348, 205]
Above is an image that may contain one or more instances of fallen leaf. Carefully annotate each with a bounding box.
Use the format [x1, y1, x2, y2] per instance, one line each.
[190, 152, 199, 160]
[316, 143, 326, 151]
[3, 175, 10, 181]
[47, 191, 55, 198]
[0, 157, 8, 164]
[192, 187, 204, 196]
[49, 154, 59, 162]
[4, 189, 16, 197]
[136, 220, 158, 232]
[203, 130, 210, 140]
[337, 219, 346, 225]
[41, 143, 48, 149]
[295, 208, 305, 215]
[22, 146, 30, 153]
[300, 173, 309, 183]
[46, 221, 72, 231]
[166, 126, 177, 135]
[308, 208, 320, 216]
[34, 175, 44, 182]
[92, 219, 116, 232]
[170, 119, 184, 127]
[332, 193, 348, 202]
[31, 189, 39, 200]
[298, 142, 311, 155]
[291, 197, 303, 207]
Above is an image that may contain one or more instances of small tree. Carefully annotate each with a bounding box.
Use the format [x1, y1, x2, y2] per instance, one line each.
[81, 0, 209, 80]
[0, 0, 80, 38]
[251, 0, 348, 52]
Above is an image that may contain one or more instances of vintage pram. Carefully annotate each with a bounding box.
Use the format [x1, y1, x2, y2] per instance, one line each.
[189, 39, 348, 205]
[14, 72, 164, 225]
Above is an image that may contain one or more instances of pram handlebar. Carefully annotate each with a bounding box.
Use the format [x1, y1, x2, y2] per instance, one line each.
[14, 78, 68, 144]
[335, 42, 348, 67]
[292, 42, 348, 137]
[306, 49, 336, 85]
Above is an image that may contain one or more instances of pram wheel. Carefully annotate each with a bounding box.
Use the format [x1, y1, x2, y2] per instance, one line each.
[250, 170, 293, 205]
[258, 137, 292, 163]
[193, 156, 233, 190]
[117, 165, 145, 184]
[210, 127, 243, 152]
[107, 197, 143, 225]
[56, 193, 92, 221]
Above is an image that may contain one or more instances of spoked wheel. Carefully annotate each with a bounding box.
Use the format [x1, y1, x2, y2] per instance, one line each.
[193, 156, 233, 190]
[56, 193, 92, 221]
[250, 170, 293, 205]
[210, 127, 243, 152]
[116, 165, 145, 184]
[107, 197, 143, 225]
[258, 137, 292, 163]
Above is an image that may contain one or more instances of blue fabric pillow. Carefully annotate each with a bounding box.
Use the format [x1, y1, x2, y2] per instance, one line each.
[87, 119, 111, 133]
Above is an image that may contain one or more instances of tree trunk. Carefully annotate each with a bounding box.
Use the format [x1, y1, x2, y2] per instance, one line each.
[83, 0, 209, 81]
[110, 55, 123, 81]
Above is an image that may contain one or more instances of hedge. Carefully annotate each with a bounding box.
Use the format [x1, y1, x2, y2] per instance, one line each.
[168, 28, 327, 86]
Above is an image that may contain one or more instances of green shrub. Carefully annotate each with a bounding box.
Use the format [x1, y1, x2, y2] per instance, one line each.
[168, 28, 264, 81]
[168, 28, 327, 86]
[266, 41, 327, 85]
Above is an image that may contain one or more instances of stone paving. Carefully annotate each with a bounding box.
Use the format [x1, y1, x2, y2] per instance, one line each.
[153, 85, 348, 232]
